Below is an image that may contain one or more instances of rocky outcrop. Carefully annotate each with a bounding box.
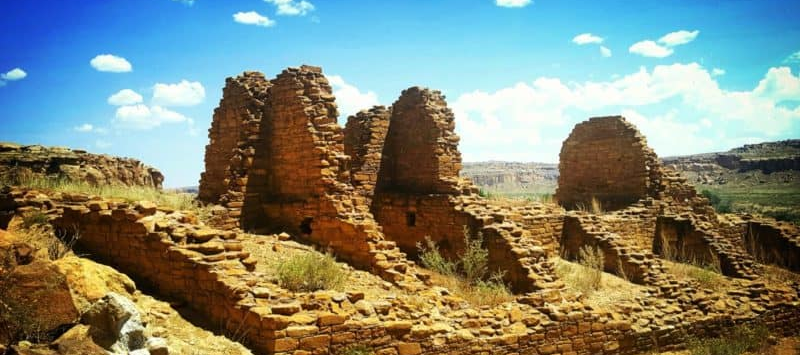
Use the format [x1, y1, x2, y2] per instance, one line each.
[0, 143, 163, 189]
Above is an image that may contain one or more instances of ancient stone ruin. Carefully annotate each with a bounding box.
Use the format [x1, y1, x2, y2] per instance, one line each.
[0, 143, 163, 188]
[3, 66, 799, 355]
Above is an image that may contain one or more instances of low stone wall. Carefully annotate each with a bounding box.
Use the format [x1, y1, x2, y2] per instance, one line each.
[744, 220, 800, 272]
[561, 213, 652, 284]
[654, 215, 758, 279]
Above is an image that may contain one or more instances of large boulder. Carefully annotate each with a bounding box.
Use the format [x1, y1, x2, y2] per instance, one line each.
[51, 325, 107, 355]
[81, 293, 147, 353]
[0, 259, 79, 345]
[53, 256, 136, 311]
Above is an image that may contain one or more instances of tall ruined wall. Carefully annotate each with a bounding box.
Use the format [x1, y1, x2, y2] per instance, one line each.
[343, 106, 391, 202]
[197, 72, 270, 206]
[556, 116, 662, 211]
[376, 87, 462, 195]
[0, 143, 163, 189]
[198, 66, 416, 284]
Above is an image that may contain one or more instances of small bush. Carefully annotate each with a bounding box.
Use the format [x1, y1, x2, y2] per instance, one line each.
[21, 211, 49, 229]
[417, 230, 512, 306]
[418, 237, 457, 276]
[338, 344, 375, 355]
[687, 324, 769, 355]
[276, 252, 347, 292]
[701, 190, 732, 213]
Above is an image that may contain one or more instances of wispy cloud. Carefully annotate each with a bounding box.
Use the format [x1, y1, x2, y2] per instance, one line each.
[572, 33, 603, 45]
[233, 11, 276, 27]
[74, 123, 94, 132]
[658, 30, 700, 46]
[629, 40, 673, 58]
[711, 68, 726, 76]
[152, 80, 205, 106]
[264, 0, 315, 16]
[171, 0, 194, 5]
[630, 29, 699, 58]
[495, 0, 532, 8]
[600, 46, 612, 58]
[108, 89, 144, 106]
[784, 50, 800, 64]
[90, 54, 132, 73]
[114, 105, 189, 130]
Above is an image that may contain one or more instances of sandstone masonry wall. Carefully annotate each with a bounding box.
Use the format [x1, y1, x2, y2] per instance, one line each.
[198, 66, 418, 286]
[375, 87, 461, 195]
[555, 116, 661, 211]
[343, 106, 391, 203]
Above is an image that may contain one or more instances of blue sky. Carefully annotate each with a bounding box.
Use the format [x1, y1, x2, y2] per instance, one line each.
[1, 0, 799, 187]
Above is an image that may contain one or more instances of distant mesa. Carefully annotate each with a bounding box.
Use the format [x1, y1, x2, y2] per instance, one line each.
[0, 142, 163, 189]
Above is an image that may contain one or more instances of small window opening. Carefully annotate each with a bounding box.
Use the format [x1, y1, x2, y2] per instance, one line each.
[300, 217, 313, 235]
[406, 212, 416, 227]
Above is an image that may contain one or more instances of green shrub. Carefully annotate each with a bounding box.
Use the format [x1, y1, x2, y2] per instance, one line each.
[417, 229, 512, 306]
[687, 324, 769, 355]
[276, 252, 347, 292]
[21, 210, 49, 229]
[417, 237, 457, 276]
[701, 190, 732, 213]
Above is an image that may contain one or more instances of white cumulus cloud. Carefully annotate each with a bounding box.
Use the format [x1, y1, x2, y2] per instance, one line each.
[233, 11, 276, 27]
[495, 0, 532, 7]
[600, 46, 612, 58]
[108, 89, 144, 106]
[265, 0, 315, 16]
[114, 104, 189, 130]
[328, 75, 380, 118]
[90, 54, 132, 73]
[572, 33, 604, 45]
[74, 124, 94, 132]
[658, 30, 700, 47]
[753, 67, 800, 103]
[152, 80, 205, 106]
[629, 40, 673, 58]
[2, 68, 27, 81]
[452, 63, 800, 162]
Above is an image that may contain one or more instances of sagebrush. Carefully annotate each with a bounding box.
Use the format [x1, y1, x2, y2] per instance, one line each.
[276, 252, 348, 292]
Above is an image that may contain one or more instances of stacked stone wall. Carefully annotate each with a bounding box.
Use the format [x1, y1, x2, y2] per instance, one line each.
[744, 220, 800, 272]
[375, 87, 461, 195]
[343, 106, 391, 203]
[556, 116, 662, 211]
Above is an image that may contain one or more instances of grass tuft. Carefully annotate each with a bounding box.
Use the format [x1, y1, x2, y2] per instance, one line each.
[276, 252, 348, 292]
[687, 324, 770, 355]
[2, 174, 214, 222]
[556, 245, 604, 294]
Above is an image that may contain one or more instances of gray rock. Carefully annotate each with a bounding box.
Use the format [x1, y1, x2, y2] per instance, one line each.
[82, 292, 147, 354]
[146, 337, 169, 355]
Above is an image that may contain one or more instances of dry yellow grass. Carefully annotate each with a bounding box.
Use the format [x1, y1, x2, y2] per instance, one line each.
[554, 257, 647, 309]
[3, 174, 213, 222]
